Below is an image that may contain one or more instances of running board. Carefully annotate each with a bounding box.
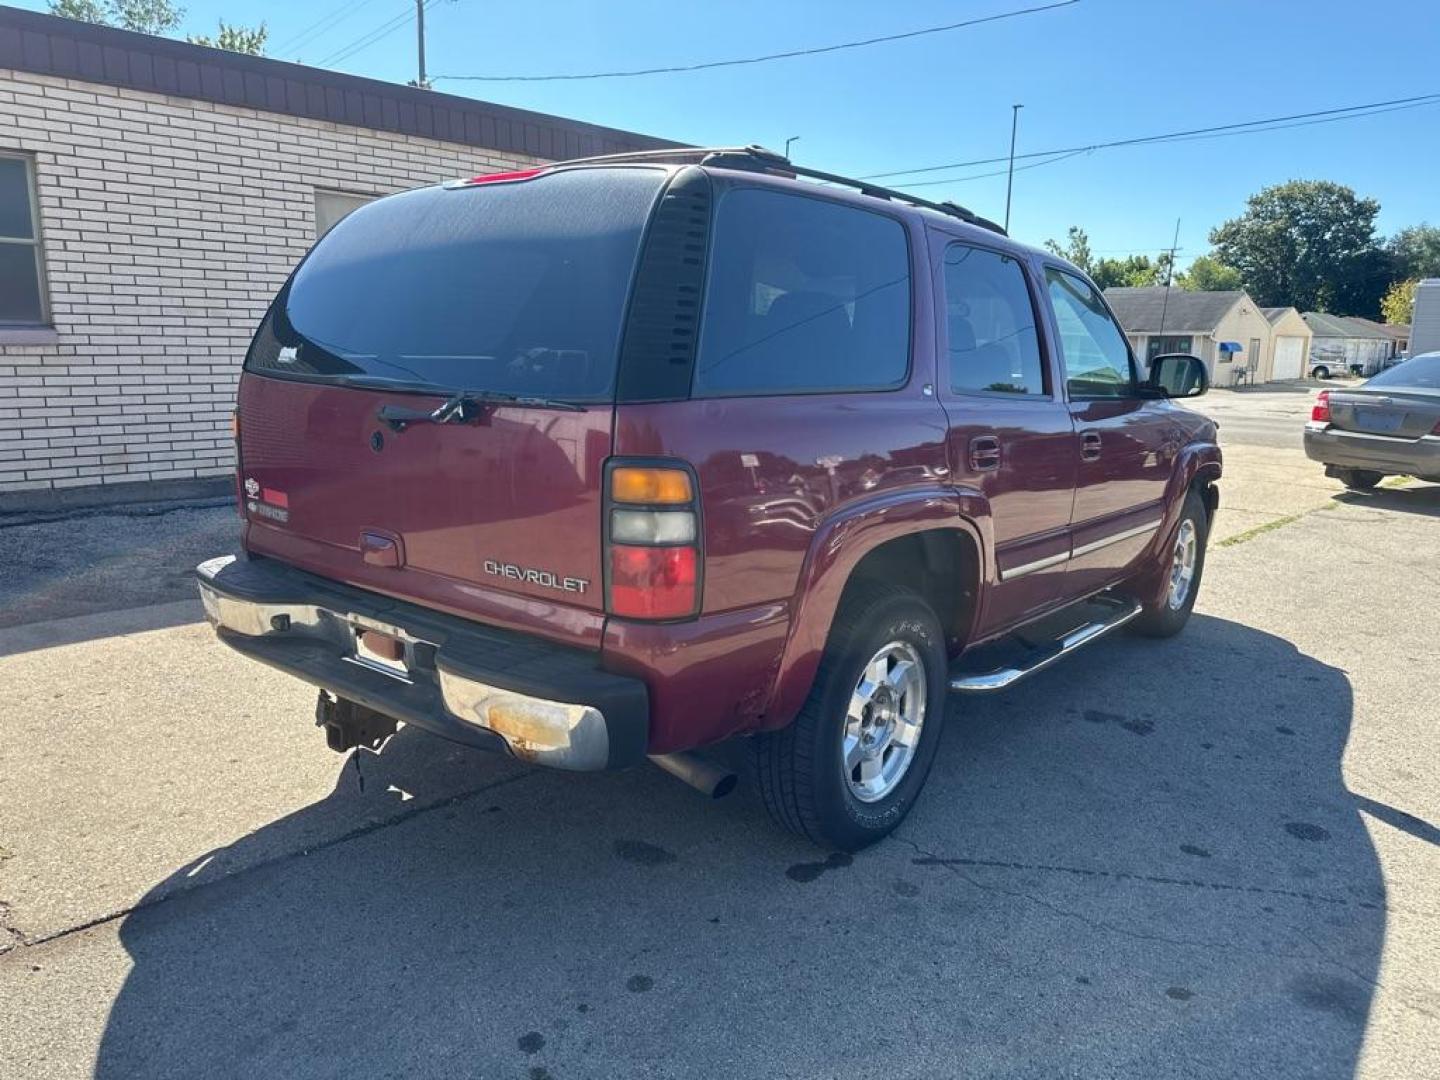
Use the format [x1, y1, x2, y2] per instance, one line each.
[949, 595, 1143, 694]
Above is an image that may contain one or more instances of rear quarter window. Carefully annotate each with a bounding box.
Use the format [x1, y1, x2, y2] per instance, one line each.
[692, 188, 911, 396]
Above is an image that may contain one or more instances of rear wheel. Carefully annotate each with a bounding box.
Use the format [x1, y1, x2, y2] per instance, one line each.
[1312, 365, 1331, 380]
[752, 582, 947, 851]
[1336, 468, 1383, 491]
[1131, 487, 1208, 639]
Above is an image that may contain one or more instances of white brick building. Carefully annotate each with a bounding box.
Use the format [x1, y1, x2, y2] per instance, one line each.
[0, 7, 675, 507]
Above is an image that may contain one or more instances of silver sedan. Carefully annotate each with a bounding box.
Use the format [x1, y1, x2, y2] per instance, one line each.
[1303, 352, 1440, 489]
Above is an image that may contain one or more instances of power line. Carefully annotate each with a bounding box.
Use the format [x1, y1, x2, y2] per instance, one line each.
[275, 0, 385, 56]
[862, 91, 1440, 181]
[320, 0, 440, 68]
[432, 0, 1079, 82]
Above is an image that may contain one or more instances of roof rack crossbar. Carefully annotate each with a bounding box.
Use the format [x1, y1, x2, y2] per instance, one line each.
[538, 144, 1007, 236]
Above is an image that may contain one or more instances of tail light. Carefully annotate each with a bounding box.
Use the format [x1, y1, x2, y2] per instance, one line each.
[1432, 417, 1440, 435]
[1311, 390, 1331, 423]
[605, 464, 700, 620]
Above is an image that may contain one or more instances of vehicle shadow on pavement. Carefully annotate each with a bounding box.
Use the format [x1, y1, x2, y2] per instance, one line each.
[92, 615, 1383, 1080]
[1333, 485, 1440, 518]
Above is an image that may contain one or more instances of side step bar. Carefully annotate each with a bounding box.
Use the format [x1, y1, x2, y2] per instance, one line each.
[950, 595, 1144, 694]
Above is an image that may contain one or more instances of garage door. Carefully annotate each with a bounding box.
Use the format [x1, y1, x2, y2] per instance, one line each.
[1273, 335, 1305, 380]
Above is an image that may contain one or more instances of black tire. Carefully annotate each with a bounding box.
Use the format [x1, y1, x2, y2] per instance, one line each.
[1130, 487, 1209, 639]
[1313, 366, 1330, 380]
[751, 582, 948, 851]
[1337, 468, 1383, 491]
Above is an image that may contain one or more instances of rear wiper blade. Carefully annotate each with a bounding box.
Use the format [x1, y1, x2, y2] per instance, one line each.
[377, 390, 585, 431]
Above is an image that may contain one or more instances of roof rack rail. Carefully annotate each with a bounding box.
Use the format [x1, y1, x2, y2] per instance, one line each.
[547, 144, 1008, 236]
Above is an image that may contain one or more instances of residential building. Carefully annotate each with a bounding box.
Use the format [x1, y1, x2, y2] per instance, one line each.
[1259, 307, 1313, 381]
[1103, 287, 1277, 385]
[1300, 313, 1393, 377]
[1412, 279, 1440, 356]
[0, 6, 678, 506]
[1343, 316, 1409, 358]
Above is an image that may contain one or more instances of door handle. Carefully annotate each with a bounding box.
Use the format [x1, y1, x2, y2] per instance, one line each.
[1080, 430, 1103, 461]
[969, 435, 1002, 472]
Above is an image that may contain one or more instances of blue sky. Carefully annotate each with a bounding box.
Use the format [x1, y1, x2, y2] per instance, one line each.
[24, 0, 1440, 264]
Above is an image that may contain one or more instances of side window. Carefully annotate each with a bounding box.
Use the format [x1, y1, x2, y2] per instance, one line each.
[1045, 268, 1136, 398]
[944, 244, 1045, 395]
[0, 152, 48, 326]
[693, 188, 910, 396]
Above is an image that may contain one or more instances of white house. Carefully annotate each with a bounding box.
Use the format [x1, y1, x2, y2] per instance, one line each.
[1300, 313, 1393, 378]
[1104, 287, 1278, 385]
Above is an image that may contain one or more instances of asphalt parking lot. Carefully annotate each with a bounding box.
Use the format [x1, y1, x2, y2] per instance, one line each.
[1, 388, 1437, 1079]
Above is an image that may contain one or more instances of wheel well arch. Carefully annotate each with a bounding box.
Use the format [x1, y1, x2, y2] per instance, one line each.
[839, 528, 981, 652]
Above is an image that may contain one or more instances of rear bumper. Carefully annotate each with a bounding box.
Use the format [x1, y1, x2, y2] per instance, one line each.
[1303, 424, 1440, 476]
[196, 554, 649, 770]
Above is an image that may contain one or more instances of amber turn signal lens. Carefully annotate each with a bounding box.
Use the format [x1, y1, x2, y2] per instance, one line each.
[611, 466, 692, 505]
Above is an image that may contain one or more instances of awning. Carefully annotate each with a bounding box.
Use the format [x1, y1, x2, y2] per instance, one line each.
[1218, 341, 1244, 352]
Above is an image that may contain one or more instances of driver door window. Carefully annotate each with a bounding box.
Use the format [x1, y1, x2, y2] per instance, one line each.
[1045, 268, 1135, 398]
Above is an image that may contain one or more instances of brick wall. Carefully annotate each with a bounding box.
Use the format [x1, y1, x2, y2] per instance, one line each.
[0, 68, 544, 497]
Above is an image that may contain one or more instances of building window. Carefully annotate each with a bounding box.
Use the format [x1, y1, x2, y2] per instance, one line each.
[0, 152, 48, 326]
[314, 189, 374, 238]
[1145, 335, 1192, 363]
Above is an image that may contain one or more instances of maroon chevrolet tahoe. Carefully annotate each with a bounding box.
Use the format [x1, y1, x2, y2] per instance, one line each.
[198, 146, 1220, 850]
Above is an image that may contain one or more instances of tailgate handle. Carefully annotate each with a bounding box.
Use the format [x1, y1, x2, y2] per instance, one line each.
[360, 529, 405, 569]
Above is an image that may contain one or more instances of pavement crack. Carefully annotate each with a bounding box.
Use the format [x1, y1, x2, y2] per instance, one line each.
[0, 766, 538, 954]
[890, 834, 1439, 998]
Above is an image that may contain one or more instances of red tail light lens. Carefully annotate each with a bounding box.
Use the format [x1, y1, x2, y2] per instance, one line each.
[609, 545, 697, 619]
[1311, 390, 1331, 423]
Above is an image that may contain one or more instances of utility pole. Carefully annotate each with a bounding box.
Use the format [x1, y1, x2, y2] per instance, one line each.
[415, 0, 428, 89]
[1157, 217, 1182, 340]
[1003, 103, 1022, 233]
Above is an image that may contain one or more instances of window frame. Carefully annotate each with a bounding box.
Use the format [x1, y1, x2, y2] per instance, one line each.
[689, 182, 916, 400]
[0, 150, 51, 328]
[1041, 263, 1141, 401]
[938, 237, 1053, 401]
[313, 187, 377, 239]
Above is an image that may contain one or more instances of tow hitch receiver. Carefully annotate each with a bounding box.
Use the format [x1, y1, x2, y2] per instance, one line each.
[315, 691, 399, 753]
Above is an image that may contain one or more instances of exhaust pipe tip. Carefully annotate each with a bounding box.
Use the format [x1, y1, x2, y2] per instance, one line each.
[649, 752, 738, 800]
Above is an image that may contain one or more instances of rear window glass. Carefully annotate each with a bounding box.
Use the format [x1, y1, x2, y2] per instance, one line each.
[693, 188, 910, 396]
[944, 244, 1045, 395]
[1365, 354, 1440, 388]
[247, 167, 665, 401]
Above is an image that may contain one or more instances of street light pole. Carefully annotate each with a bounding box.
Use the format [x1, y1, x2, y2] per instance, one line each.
[416, 0, 428, 89]
[784, 135, 800, 160]
[1004, 104, 1023, 233]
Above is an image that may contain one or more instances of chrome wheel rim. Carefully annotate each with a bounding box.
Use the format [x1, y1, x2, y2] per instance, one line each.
[1167, 519, 1198, 610]
[842, 641, 927, 803]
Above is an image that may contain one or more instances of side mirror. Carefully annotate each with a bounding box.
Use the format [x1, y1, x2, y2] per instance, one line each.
[1145, 353, 1209, 398]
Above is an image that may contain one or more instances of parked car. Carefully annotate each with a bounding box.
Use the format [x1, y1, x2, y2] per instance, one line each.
[197, 146, 1221, 850]
[1304, 352, 1440, 489]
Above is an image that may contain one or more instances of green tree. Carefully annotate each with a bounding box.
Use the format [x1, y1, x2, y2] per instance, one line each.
[1387, 225, 1440, 280]
[1209, 180, 1389, 316]
[1175, 254, 1243, 292]
[48, 0, 108, 22]
[50, 0, 184, 34]
[1380, 278, 1417, 326]
[1091, 254, 1169, 290]
[187, 20, 268, 55]
[1044, 226, 1093, 275]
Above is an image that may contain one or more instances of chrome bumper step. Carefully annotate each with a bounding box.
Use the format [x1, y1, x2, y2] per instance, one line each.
[949, 594, 1143, 694]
